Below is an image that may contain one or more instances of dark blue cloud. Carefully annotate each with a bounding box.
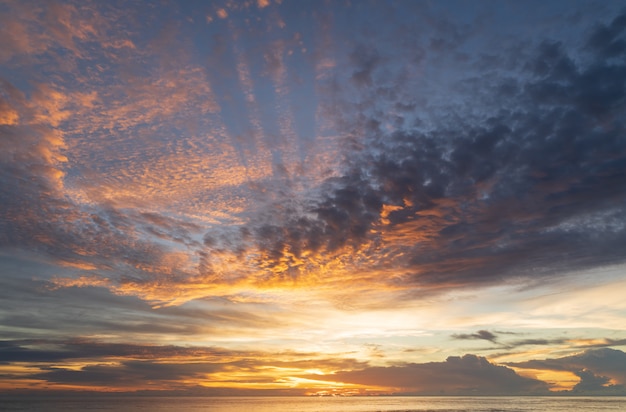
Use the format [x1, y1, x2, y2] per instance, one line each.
[232, 9, 626, 289]
[0, 0, 624, 305]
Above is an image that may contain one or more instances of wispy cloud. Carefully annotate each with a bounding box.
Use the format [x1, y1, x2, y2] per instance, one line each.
[452, 330, 499, 344]
[0, 338, 367, 393]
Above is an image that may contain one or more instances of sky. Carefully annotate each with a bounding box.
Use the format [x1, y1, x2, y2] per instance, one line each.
[1, 0, 626, 397]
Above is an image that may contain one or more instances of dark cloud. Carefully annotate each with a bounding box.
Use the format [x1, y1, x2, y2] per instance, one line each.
[462, 330, 572, 350]
[455, 332, 615, 355]
[4, 338, 625, 395]
[508, 348, 626, 392]
[0, 1, 624, 305]
[0, 338, 368, 391]
[0, 339, 227, 363]
[0, 338, 365, 369]
[569, 368, 626, 394]
[224, 9, 626, 290]
[573, 369, 614, 392]
[452, 330, 498, 344]
[506, 338, 569, 348]
[349, 44, 381, 87]
[310, 354, 548, 395]
[30, 361, 223, 386]
[587, 12, 626, 58]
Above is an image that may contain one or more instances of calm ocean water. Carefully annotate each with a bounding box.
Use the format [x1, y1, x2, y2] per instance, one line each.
[0, 396, 625, 412]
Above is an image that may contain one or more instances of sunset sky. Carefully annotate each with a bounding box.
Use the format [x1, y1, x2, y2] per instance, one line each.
[1, 0, 626, 396]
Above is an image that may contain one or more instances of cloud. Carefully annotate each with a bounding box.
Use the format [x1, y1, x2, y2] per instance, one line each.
[507, 348, 626, 394]
[573, 369, 614, 392]
[0, 4, 224, 304]
[1, 1, 625, 311]
[194, 9, 626, 303]
[452, 330, 498, 343]
[0, 339, 261, 364]
[311, 354, 548, 395]
[2, 0, 625, 397]
[216, 9, 228, 20]
[572, 338, 626, 349]
[349, 44, 381, 88]
[452, 331, 626, 355]
[29, 361, 222, 389]
[234, 9, 626, 293]
[0, 338, 368, 392]
[0, 338, 551, 395]
[506, 338, 569, 348]
[452, 330, 572, 349]
[587, 12, 626, 59]
[1, 334, 624, 395]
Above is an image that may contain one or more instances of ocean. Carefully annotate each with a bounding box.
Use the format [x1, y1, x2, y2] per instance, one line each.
[0, 396, 625, 412]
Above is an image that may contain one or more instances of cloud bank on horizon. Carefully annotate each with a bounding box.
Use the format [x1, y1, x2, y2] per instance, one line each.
[1, 0, 625, 395]
[1, 339, 625, 395]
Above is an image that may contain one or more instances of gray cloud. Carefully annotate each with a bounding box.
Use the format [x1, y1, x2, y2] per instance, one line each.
[507, 348, 626, 393]
[451, 330, 616, 352]
[452, 330, 499, 344]
[310, 354, 548, 395]
[234, 9, 626, 290]
[506, 338, 569, 348]
[0, 1, 624, 304]
[573, 369, 614, 393]
[0, 339, 234, 363]
[0, 338, 367, 392]
[30, 361, 223, 386]
[6, 340, 550, 395]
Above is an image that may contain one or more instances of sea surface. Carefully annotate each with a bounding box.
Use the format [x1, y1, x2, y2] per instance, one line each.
[1, 396, 625, 412]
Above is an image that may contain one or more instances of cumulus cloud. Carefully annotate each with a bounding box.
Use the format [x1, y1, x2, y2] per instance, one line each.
[573, 369, 614, 392]
[311, 354, 548, 395]
[507, 348, 626, 394]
